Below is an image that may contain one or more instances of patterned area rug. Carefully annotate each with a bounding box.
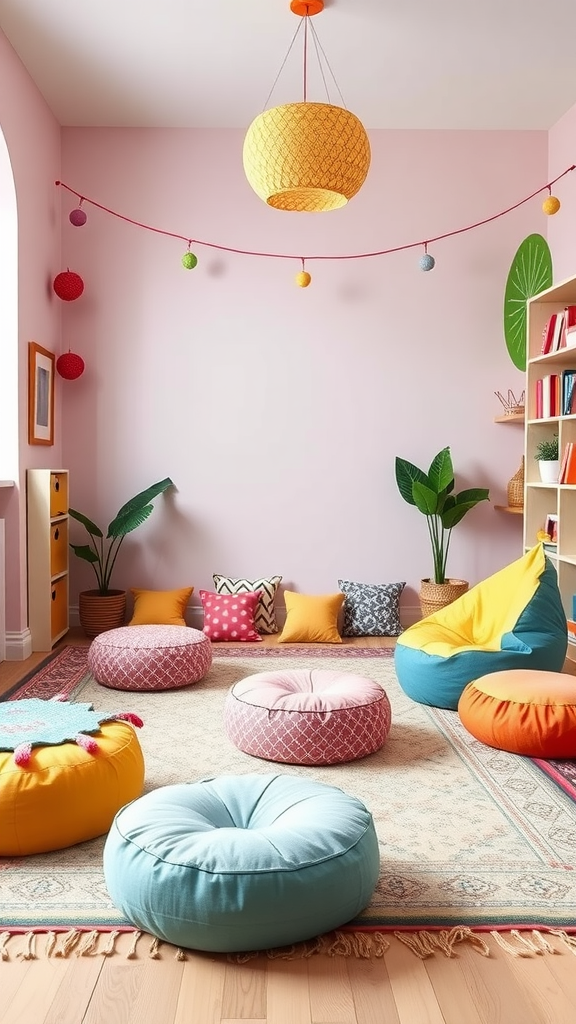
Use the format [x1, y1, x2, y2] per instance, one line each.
[1, 645, 576, 934]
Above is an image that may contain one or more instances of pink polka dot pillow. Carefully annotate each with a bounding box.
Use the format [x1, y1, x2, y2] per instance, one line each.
[199, 590, 263, 643]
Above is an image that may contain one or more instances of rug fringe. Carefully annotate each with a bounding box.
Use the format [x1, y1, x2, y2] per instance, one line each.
[393, 927, 491, 959]
[0, 926, 574, 961]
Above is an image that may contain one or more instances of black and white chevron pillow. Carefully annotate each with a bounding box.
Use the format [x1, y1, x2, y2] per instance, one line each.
[212, 574, 282, 634]
[338, 579, 405, 637]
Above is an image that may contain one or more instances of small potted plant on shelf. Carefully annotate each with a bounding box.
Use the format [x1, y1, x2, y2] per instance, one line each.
[395, 447, 490, 617]
[534, 436, 559, 484]
[69, 477, 174, 637]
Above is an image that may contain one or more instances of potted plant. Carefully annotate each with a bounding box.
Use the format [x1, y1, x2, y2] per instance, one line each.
[534, 435, 559, 484]
[395, 447, 490, 616]
[69, 477, 174, 637]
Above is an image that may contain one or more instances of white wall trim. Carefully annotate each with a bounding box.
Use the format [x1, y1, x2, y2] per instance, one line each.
[5, 628, 33, 662]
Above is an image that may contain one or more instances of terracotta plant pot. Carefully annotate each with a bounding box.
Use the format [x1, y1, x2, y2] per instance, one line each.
[419, 579, 469, 619]
[78, 589, 127, 638]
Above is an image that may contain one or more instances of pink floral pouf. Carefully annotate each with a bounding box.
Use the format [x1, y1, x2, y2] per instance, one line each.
[88, 625, 213, 692]
[224, 668, 391, 765]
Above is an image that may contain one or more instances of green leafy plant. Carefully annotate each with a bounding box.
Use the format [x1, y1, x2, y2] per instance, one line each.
[69, 478, 174, 595]
[395, 448, 490, 585]
[534, 436, 559, 461]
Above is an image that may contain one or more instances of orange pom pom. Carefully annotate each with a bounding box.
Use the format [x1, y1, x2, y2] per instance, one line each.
[542, 195, 561, 216]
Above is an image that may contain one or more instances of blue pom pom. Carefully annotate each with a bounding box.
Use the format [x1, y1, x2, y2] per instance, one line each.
[419, 253, 436, 272]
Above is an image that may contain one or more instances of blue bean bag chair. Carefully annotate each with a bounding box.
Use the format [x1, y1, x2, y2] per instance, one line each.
[394, 544, 567, 710]
[103, 773, 380, 953]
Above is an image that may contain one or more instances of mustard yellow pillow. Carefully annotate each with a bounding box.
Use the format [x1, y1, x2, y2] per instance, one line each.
[129, 587, 194, 626]
[278, 591, 344, 644]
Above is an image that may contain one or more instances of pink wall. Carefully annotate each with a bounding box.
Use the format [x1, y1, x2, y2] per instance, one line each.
[547, 105, 576, 280]
[60, 127, 544, 622]
[0, 28, 61, 640]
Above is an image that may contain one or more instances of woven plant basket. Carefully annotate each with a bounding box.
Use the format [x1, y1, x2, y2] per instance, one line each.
[507, 456, 524, 508]
[419, 579, 469, 618]
[79, 590, 126, 638]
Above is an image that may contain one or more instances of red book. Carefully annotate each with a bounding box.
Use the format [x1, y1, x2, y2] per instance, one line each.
[542, 313, 557, 354]
[565, 444, 576, 485]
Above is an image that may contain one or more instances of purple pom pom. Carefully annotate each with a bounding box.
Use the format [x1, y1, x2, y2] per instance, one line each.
[69, 208, 87, 227]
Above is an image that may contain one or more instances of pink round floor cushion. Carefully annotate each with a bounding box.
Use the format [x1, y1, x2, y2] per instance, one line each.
[224, 669, 391, 765]
[88, 625, 213, 691]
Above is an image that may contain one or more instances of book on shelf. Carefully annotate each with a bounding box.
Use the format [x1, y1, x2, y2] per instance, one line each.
[565, 305, 576, 349]
[542, 313, 557, 355]
[539, 374, 559, 418]
[562, 369, 576, 415]
[559, 441, 572, 483]
[567, 619, 576, 643]
[551, 310, 566, 352]
[561, 442, 576, 485]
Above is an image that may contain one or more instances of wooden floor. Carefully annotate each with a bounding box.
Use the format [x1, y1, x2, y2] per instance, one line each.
[1, 631, 576, 1023]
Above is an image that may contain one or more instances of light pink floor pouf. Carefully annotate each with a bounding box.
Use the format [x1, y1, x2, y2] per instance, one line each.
[88, 625, 213, 691]
[224, 668, 391, 765]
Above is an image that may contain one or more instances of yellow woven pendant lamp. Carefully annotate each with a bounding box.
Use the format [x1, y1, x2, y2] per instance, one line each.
[243, 1, 371, 212]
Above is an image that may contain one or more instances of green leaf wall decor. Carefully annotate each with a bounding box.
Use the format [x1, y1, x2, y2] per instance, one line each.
[503, 234, 552, 371]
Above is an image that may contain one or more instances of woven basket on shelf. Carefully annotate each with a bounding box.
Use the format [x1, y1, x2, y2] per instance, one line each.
[507, 456, 525, 509]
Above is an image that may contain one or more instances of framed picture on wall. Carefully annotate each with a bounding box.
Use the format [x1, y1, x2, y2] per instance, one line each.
[28, 342, 55, 445]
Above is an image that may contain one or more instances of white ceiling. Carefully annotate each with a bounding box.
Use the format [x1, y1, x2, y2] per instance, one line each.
[1, 0, 576, 131]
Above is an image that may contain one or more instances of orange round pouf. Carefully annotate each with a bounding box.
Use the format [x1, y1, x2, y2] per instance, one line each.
[0, 722, 145, 856]
[458, 669, 576, 757]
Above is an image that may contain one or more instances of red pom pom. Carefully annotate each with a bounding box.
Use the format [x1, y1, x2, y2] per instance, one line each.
[56, 352, 85, 380]
[53, 270, 84, 301]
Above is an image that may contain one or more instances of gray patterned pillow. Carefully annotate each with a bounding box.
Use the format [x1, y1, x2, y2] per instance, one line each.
[338, 579, 405, 637]
[212, 574, 282, 634]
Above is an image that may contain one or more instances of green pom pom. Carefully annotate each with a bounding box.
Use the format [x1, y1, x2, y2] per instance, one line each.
[182, 252, 198, 270]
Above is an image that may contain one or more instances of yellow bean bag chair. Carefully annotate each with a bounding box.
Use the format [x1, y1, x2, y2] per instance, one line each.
[394, 545, 568, 710]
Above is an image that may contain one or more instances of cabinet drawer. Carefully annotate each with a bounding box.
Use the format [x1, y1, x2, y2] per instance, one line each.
[50, 473, 68, 517]
[50, 576, 68, 641]
[50, 519, 68, 576]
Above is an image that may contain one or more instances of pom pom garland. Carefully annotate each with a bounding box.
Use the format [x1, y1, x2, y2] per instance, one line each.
[54, 164, 575, 282]
[542, 195, 561, 215]
[53, 270, 84, 301]
[296, 270, 311, 287]
[56, 352, 85, 380]
[69, 207, 87, 226]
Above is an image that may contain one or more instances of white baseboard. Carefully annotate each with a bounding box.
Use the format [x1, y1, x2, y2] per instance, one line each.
[5, 628, 33, 662]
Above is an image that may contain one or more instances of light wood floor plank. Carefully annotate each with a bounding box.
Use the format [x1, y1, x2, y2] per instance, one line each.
[1, 959, 69, 1024]
[383, 940, 446, 1024]
[455, 941, 546, 1024]
[222, 954, 267, 1019]
[424, 950, 485, 1024]
[173, 954, 227, 1024]
[0, 961, 33, 1020]
[83, 962, 146, 1024]
[308, 953, 355, 1023]
[266, 958, 312, 1024]
[43, 955, 106, 1024]
[505, 949, 576, 1024]
[533, 946, 576, 1010]
[346, 957, 400, 1024]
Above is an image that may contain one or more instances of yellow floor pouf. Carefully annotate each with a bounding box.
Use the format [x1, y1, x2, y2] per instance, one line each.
[0, 697, 145, 856]
[458, 669, 576, 757]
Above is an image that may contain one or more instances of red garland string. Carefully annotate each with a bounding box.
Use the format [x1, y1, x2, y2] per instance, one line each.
[55, 165, 576, 263]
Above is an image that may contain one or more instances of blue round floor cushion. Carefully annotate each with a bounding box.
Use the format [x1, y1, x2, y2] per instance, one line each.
[103, 773, 380, 953]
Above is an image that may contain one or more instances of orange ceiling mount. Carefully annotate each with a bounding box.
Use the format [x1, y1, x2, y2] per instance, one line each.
[290, 1, 324, 16]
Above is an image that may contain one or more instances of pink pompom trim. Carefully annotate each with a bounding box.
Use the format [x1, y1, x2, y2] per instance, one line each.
[13, 743, 32, 766]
